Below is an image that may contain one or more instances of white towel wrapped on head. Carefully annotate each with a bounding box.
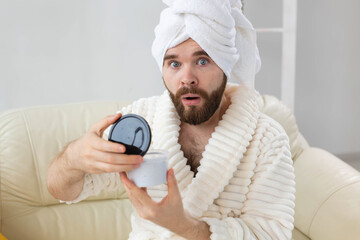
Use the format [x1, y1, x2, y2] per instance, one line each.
[152, 0, 261, 89]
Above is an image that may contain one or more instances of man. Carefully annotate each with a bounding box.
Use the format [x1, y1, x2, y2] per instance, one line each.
[47, 0, 295, 239]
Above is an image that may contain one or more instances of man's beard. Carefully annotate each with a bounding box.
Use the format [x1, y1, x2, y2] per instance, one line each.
[168, 77, 227, 125]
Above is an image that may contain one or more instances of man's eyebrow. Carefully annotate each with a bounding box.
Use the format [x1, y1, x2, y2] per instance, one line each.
[163, 50, 209, 61]
[193, 50, 209, 57]
[164, 50, 210, 61]
[163, 54, 178, 61]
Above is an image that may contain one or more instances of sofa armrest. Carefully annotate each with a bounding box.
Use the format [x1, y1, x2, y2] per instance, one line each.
[294, 147, 360, 240]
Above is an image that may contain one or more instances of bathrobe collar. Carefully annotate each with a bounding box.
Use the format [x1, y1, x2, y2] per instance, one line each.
[151, 83, 260, 218]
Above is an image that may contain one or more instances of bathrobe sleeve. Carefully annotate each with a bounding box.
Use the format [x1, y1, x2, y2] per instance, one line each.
[201, 128, 296, 240]
[60, 97, 158, 204]
[61, 105, 133, 204]
[60, 172, 122, 204]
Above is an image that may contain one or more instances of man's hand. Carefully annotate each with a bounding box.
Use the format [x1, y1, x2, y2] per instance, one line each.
[47, 113, 142, 201]
[66, 113, 143, 174]
[120, 169, 211, 240]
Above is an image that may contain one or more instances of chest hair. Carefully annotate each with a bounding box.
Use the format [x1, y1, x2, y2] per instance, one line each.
[178, 132, 209, 175]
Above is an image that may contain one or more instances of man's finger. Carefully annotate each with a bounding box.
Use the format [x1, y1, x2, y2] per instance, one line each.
[167, 168, 181, 199]
[92, 150, 142, 165]
[90, 112, 122, 136]
[120, 172, 154, 206]
[91, 161, 140, 173]
[120, 172, 129, 185]
[91, 135, 126, 153]
[120, 173, 144, 209]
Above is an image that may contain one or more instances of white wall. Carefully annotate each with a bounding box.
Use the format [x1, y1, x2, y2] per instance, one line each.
[295, 0, 360, 154]
[0, 0, 165, 109]
[1, 0, 359, 155]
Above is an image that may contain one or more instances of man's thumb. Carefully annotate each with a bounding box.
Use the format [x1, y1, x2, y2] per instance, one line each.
[91, 112, 122, 135]
[167, 168, 180, 198]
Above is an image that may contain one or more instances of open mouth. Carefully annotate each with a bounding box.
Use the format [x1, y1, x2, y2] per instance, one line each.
[181, 94, 201, 105]
[182, 94, 200, 100]
[184, 96, 199, 100]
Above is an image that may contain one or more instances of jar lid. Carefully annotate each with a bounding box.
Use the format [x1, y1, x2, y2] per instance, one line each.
[108, 114, 151, 156]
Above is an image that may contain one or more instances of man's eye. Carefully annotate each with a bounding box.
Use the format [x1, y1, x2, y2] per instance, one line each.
[198, 58, 208, 66]
[170, 61, 180, 68]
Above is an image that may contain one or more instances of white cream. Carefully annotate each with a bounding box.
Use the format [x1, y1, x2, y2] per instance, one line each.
[127, 151, 168, 187]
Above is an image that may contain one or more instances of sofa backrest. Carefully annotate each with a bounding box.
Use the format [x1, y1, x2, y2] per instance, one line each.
[0, 101, 133, 240]
[0, 96, 308, 240]
[257, 95, 309, 160]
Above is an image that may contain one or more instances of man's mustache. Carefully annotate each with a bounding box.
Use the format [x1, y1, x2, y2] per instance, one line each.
[175, 87, 209, 100]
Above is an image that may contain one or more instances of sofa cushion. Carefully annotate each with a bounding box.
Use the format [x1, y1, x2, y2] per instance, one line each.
[293, 147, 360, 239]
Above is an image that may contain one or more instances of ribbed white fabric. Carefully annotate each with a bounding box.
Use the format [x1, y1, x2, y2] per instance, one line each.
[64, 84, 295, 240]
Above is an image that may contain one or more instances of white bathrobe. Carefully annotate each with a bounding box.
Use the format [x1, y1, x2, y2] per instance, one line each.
[69, 84, 295, 240]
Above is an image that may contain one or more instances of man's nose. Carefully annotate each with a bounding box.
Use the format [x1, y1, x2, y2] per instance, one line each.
[180, 65, 198, 87]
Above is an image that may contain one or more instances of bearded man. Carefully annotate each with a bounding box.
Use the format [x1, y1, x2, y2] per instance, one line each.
[47, 0, 295, 239]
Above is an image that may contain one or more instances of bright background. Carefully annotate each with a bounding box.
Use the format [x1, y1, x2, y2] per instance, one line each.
[1, 0, 359, 157]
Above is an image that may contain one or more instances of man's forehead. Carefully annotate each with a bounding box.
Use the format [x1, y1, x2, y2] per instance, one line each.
[164, 39, 209, 59]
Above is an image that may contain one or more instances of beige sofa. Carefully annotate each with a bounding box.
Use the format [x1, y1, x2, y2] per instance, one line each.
[0, 95, 359, 240]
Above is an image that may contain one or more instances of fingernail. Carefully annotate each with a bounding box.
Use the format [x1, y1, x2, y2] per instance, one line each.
[137, 157, 143, 163]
